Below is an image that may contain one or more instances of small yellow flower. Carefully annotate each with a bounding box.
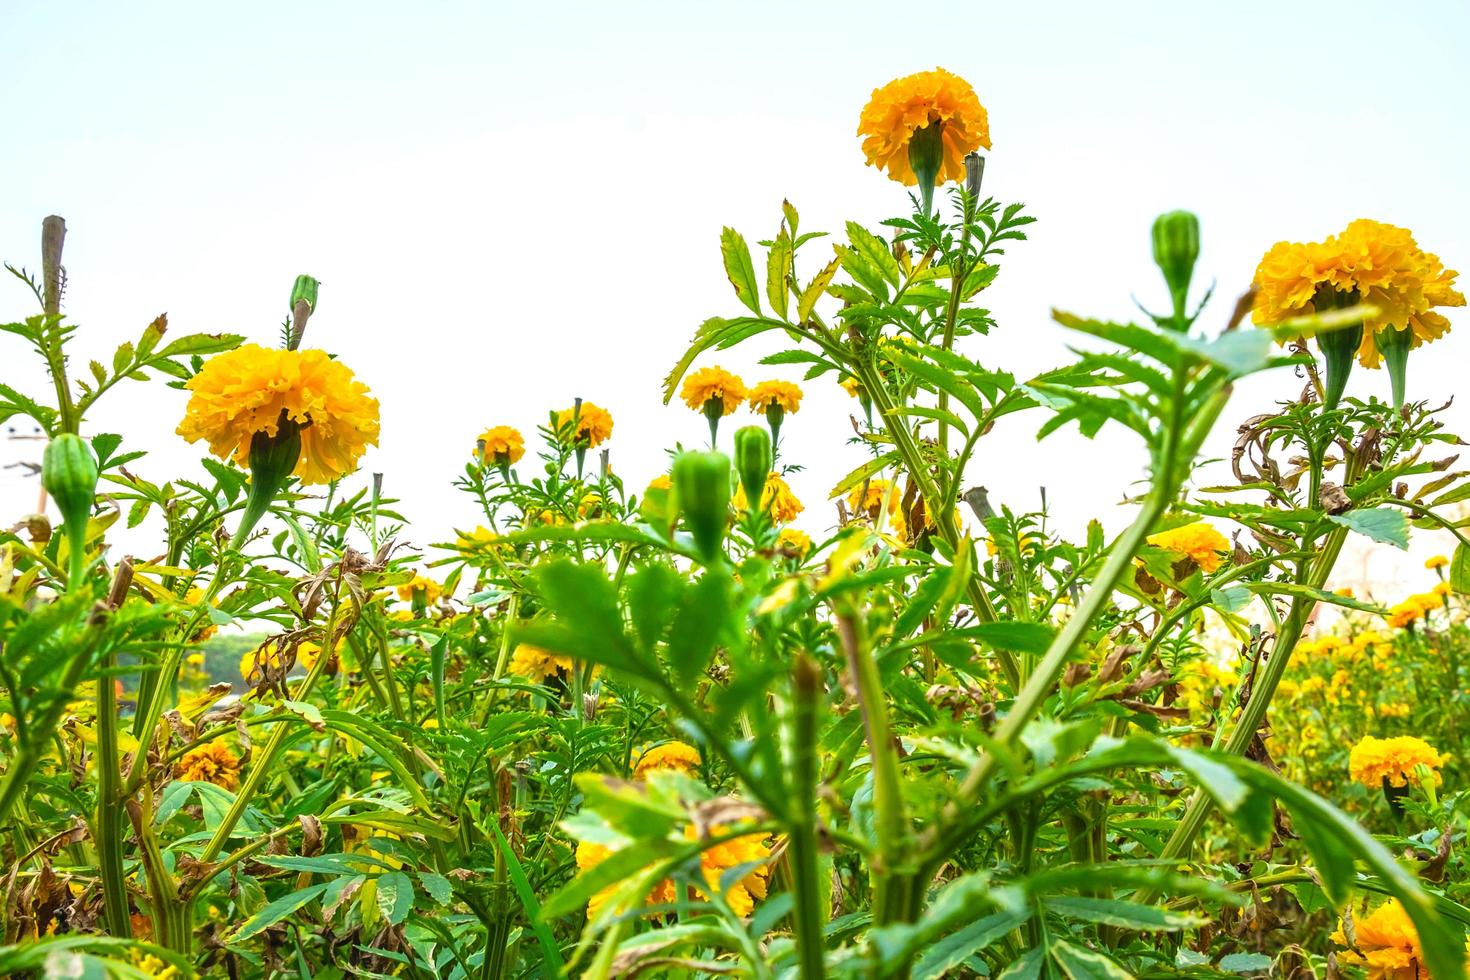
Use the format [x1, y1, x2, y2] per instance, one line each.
[1349, 735, 1447, 789]
[647, 474, 672, 492]
[777, 527, 811, 556]
[1146, 522, 1229, 574]
[840, 377, 862, 398]
[456, 525, 501, 551]
[847, 480, 900, 520]
[184, 587, 219, 643]
[1332, 899, 1426, 979]
[508, 643, 574, 683]
[1426, 554, 1450, 570]
[475, 426, 525, 465]
[186, 653, 206, 667]
[396, 572, 444, 605]
[177, 344, 380, 485]
[734, 472, 804, 524]
[556, 402, 614, 448]
[747, 381, 803, 415]
[175, 742, 241, 790]
[680, 367, 748, 417]
[632, 741, 702, 780]
[858, 68, 991, 186]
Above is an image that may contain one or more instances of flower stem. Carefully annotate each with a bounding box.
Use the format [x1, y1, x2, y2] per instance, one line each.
[787, 653, 828, 979]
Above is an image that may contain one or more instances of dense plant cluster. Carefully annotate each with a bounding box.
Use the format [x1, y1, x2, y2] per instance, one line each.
[1, 69, 1468, 979]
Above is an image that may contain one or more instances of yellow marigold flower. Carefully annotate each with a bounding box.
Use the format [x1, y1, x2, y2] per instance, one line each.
[647, 473, 672, 492]
[184, 587, 219, 642]
[177, 344, 380, 485]
[858, 68, 991, 186]
[1252, 219, 1464, 368]
[847, 479, 900, 520]
[747, 380, 803, 415]
[1146, 521, 1229, 574]
[508, 643, 574, 683]
[1432, 581, 1452, 598]
[1349, 734, 1447, 789]
[632, 742, 702, 780]
[396, 572, 444, 605]
[731, 472, 803, 525]
[840, 377, 862, 398]
[1332, 899, 1426, 980]
[680, 367, 748, 417]
[777, 527, 811, 556]
[186, 652, 206, 667]
[696, 825, 771, 918]
[475, 426, 525, 465]
[456, 525, 500, 551]
[1386, 598, 1425, 629]
[555, 402, 614, 448]
[576, 840, 678, 921]
[1426, 554, 1450, 570]
[175, 742, 241, 790]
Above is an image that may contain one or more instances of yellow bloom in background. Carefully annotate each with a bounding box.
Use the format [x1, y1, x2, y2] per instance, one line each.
[1426, 554, 1450, 570]
[777, 527, 811, 556]
[680, 367, 748, 416]
[577, 840, 677, 921]
[175, 742, 241, 790]
[475, 425, 525, 465]
[508, 643, 574, 683]
[857, 68, 990, 186]
[556, 402, 614, 448]
[1332, 899, 1425, 979]
[185, 587, 219, 643]
[1348, 735, 1447, 789]
[697, 826, 771, 917]
[647, 474, 672, 492]
[848, 479, 900, 520]
[840, 377, 862, 398]
[1147, 522, 1229, 574]
[1251, 219, 1464, 367]
[747, 380, 803, 415]
[396, 572, 444, 605]
[456, 525, 500, 551]
[185, 652, 206, 667]
[632, 741, 702, 780]
[734, 472, 804, 524]
[177, 344, 380, 485]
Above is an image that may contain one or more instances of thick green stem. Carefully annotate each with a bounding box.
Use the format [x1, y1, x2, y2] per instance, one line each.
[788, 654, 827, 979]
[95, 651, 132, 937]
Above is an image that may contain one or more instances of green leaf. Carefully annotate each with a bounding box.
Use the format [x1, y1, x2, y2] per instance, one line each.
[1218, 952, 1273, 973]
[627, 564, 682, 654]
[1327, 507, 1410, 549]
[1241, 581, 1385, 616]
[1172, 329, 1275, 377]
[953, 621, 1057, 657]
[720, 227, 761, 315]
[157, 332, 244, 359]
[766, 237, 791, 320]
[418, 872, 452, 905]
[230, 883, 330, 942]
[1451, 542, 1470, 595]
[798, 256, 841, 323]
[489, 819, 566, 971]
[913, 909, 1029, 980]
[525, 560, 640, 672]
[1043, 896, 1206, 931]
[667, 568, 731, 684]
[828, 451, 902, 501]
[375, 870, 413, 926]
[995, 947, 1046, 980]
[1049, 940, 1134, 980]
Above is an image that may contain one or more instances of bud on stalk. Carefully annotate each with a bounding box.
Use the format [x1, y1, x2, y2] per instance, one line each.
[908, 121, 945, 217]
[1150, 210, 1199, 323]
[42, 434, 98, 589]
[1376, 324, 1413, 410]
[233, 413, 304, 549]
[672, 450, 731, 564]
[733, 426, 773, 518]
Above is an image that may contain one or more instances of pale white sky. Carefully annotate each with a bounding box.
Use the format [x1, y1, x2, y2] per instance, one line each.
[2, 1, 1467, 595]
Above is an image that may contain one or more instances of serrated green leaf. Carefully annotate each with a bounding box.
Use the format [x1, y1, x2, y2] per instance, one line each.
[720, 227, 761, 315]
[1327, 507, 1409, 549]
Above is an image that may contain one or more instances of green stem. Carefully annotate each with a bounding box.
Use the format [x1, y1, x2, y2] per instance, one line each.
[95, 650, 132, 937]
[788, 654, 827, 979]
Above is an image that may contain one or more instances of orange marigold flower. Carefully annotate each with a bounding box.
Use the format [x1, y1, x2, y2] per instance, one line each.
[847, 479, 900, 520]
[680, 367, 748, 417]
[475, 426, 525, 465]
[1332, 899, 1427, 980]
[556, 402, 614, 448]
[1348, 734, 1447, 789]
[1146, 522, 1229, 574]
[748, 381, 803, 415]
[777, 527, 812, 556]
[734, 472, 804, 524]
[175, 742, 241, 790]
[177, 344, 380, 485]
[858, 68, 991, 186]
[508, 643, 574, 683]
[632, 742, 702, 780]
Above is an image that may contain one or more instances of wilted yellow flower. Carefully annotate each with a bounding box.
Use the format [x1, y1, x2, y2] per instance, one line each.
[735, 472, 804, 524]
[1426, 554, 1450, 570]
[681, 367, 748, 416]
[396, 572, 444, 605]
[747, 381, 803, 415]
[508, 643, 574, 683]
[177, 344, 380, 485]
[475, 426, 525, 465]
[1333, 899, 1426, 979]
[1252, 220, 1464, 367]
[777, 527, 811, 556]
[556, 402, 614, 448]
[632, 742, 701, 780]
[175, 742, 241, 790]
[1349, 735, 1447, 789]
[858, 68, 991, 186]
[840, 377, 862, 398]
[1147, 522, 1229, 574]
[847, 479, 900, 520]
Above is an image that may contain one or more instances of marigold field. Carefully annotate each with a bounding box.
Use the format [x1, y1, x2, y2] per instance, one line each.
[4, 68, 1470, 979]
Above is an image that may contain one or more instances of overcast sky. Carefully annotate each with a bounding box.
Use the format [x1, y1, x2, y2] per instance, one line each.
[3, 1, 1467, 596]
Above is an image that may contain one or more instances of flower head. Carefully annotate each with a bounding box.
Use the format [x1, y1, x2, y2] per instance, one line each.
[1426, 554, 1450, 570]
[681, 367, 748, 417]
[778, 527, 812, 556]
[1146, 522, 1230, 574]
[1349, 735, 1447, 789]
[177, 344, 380, 485]
[475, 426, 525, 466]
[175, 742, 241, 790]
[858, 68, 990, 187]
[632, 742, 702, 780]
[840, 377, 862, 398]
[1332, 899, 1426, 980]
[396, 572, 444, 605]
[556, 402, 614, 448]
[748, 381, 803, 415]
[848, 479, 900, 520]
[647, 474, 672, 493]
[508, 643, 574, 683]
[734, 472, 804, 524]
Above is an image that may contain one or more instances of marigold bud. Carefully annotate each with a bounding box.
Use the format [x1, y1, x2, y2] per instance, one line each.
[42, 434, 98, 536]
[672, 450, 730, 563]
[289, 275, 320, 314]
[733, 427, 772, 517]
[907, 122, 945, 216]
[1151, 210, 1199, 320]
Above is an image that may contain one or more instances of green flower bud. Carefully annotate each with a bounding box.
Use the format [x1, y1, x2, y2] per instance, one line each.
[43, 434, 98, 537]
[289, 275, 320, 314]
[672, 450, 730, 563]
[1312, 285, 1364, 411]
[1151, 210, 1200, 321]
[907, 122, 945, 216]
[233, 413, 303, 548]
[733, 426, 773, 515]
[1376, 324, 1413, 410]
